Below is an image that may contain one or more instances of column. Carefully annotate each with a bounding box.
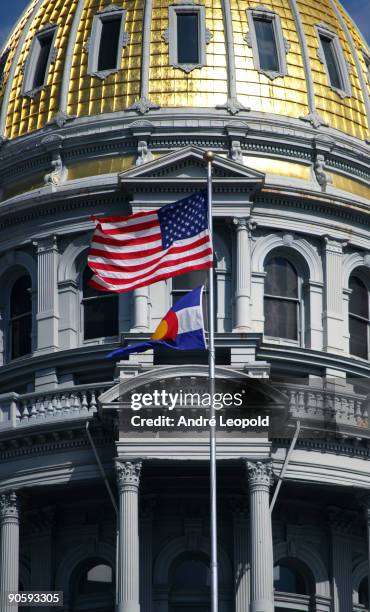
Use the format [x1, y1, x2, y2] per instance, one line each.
[322, 237, 345, 354]
[247, 461, 274, 612]
[328, 507, 354, 611]
[0, 492, 20, 612]
[58, 280, 78, 349]
[116, 460, 142, 612]
[231, 498, 250, 612]
[307, 281, 324, 350]
[364, 496, 370, 612]
[34, 235, 59, 353]
[233, 218, 251, 332]
[132, 288, 149, 332]
[140, 497, 155, 612]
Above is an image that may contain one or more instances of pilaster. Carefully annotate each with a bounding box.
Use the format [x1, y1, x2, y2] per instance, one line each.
[231, 497, 250, 612]
[58, 280, 78, 349]
[322, 237, 345, 353]
[328, 507, 356, 612]
[0, 492, 20, 612]
[140, 497, 155, 612]
[246, 461, 274, 612]
[233, 218, 252, 332]
[34, 235, 59, 354]
[116, 459, 142, 612]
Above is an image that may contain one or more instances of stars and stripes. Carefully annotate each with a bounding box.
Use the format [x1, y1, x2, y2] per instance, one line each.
[88, 191, 213, 292]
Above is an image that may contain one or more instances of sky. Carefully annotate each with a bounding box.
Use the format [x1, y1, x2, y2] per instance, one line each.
[0, 0, 369, 51]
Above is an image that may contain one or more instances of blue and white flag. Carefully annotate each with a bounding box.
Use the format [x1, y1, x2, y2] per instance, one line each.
[106, 286, 206, 359]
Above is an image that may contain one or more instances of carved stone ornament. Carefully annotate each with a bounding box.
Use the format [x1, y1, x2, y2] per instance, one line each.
[301, 111, 328, 129]
[162, 28, 169, 44]
[205, 28, 213, 44]
[0, 491, 19, 521]
[216, 96, 250, 115]
[230, 140, 243, 163]
[314, 153, 332, 193]
[98, 3, 123, 14]
[363, 254, 370, 268]
[136, 140, 153, 166]
[44, 153, 67, 187]
[128, 97, 160, 114]
[282, 232, 294, 246]
[246, 460, 274, 488]
[116, 460, 142, 491]
[47, 110, 76, 128]
[244, 31, 252, 47]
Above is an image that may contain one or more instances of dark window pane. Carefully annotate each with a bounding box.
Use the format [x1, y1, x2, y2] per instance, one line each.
[0, 49, 10, 84]
[359, 576, 369, 607]
[11, 276, 31, 317]
[98, 17, 121, 71]
[172, 558, 210, 588]
[83, 267, 118, 339]
[349, 276, 368, 318]
[254, 18, 279, 72]
[11, 314, 32, 359]
[172, 270, 208, 292]
[265, 257, 298, 298]
[264, 297, 298, 340]
[320, 35, 342, 90]
[33, 33, 54, 89]
[177, 13, 199, 64]
[274, 564, 307, 595]
[349, 316, 368, 359]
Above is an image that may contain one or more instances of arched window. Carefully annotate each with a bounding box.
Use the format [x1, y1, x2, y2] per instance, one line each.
[71, 559, 114, 612]
[9, 275, 32, 359]
[349, 275, 369, 359]
[273, 562, 308, 595]
[169, 552, 211, 612]
[82, 267, 118, 340]
[359, 576, 369, 607]
[264, 257, 302, 342]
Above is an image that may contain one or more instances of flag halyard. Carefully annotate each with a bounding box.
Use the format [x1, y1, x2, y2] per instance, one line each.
[88, 191, 213, 293]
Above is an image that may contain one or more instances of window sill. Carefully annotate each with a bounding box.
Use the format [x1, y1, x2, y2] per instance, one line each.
[263, 336, 301, 348]
[22, 86, 44, 99]
[83, 336, 119, 346]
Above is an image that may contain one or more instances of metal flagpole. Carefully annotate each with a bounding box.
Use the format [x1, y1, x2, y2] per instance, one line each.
[204, 150, 218, 612]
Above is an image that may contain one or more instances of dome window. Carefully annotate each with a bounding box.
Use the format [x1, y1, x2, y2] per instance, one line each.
[82, 266, 119, 341]
[348, 274, 369, 360]
[0, 48, 10, 88]
[264, 256, 303, 343]
[245, 6, 289, 80]
[9, 275, 32, 360]
[88, 6, 128, 79]
[316, 24, 351, 98]
[22, 24, 57, 97]
[163, 4, 211, 73]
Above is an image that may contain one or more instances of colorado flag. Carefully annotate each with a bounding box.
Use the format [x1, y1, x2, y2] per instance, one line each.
[106, 286, 206, 359]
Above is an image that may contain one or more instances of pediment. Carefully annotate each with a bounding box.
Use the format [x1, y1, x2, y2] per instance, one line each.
[119, 146, 265, 190]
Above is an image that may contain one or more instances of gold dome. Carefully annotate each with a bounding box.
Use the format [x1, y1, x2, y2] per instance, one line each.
[0, 0, 369, 141]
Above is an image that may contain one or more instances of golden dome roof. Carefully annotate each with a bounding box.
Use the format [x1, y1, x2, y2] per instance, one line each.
[0, 0, 369, 142]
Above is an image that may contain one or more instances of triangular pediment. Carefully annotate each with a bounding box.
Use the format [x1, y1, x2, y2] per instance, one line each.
[119, 146, 265, 189]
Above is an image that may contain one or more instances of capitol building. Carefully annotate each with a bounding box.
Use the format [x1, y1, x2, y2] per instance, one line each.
[0, 0, 369, 611]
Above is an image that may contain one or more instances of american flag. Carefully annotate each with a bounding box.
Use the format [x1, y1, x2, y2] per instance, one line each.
[88, 191, 213, 292]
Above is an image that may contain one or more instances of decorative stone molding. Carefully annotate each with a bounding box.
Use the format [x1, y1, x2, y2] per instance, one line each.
[87, 7, 129, 80]
[0, 491, 19, 521]
[41, 134, 67, 187]
[163, 4, 210, 73]
[116, 459, 142, 492]
[301, 111, 328, 129]
[22, 23, 58, 99]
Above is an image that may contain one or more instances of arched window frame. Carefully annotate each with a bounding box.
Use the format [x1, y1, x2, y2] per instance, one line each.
[347, 268, 370, 361]
[79, 263, 119, 345]
[0, 257, 37, 365]
[70, 557, 115, 612]
[263, 249, 309, 347]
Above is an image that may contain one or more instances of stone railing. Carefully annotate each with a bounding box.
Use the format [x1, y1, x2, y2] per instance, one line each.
[280, 384, 369, 435]
[0, 383, 110, 430]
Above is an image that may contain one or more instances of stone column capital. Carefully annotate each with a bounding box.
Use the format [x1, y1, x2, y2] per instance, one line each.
[116, 459, 142, 493]
[0, 492, 19, 522]
[246, 460, 274, 491]
[327, 506, 358, 535]
[33, 235, 58, 254]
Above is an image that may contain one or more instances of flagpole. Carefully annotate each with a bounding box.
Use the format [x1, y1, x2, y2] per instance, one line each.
[204, 150, 218, 612]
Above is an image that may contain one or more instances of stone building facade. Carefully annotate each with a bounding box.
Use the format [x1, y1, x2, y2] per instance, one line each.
[0, 0, 369, 611]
